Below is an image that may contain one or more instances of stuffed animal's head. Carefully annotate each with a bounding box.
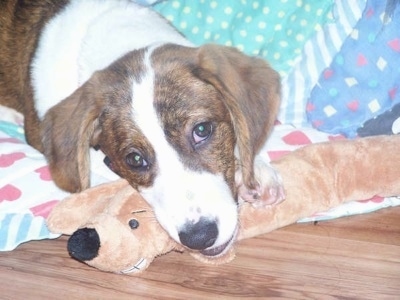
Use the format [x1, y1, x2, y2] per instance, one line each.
[47, 180, 181, 274]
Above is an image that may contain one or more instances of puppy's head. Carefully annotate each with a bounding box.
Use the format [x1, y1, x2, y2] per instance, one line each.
[41, 44, 280, 255]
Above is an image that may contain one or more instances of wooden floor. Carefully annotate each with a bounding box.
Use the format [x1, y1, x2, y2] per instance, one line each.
[1, 206, 399, 300]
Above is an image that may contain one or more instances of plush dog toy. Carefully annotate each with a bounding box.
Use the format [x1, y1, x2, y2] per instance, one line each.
[47, 135, 400, 274]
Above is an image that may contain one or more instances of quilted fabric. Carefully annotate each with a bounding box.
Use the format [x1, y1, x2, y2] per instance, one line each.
[307, 0, 400, 137]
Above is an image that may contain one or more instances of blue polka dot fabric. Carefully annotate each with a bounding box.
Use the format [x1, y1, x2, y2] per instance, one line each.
[154, 0, 334, 75]
[307, 0, 400, 138]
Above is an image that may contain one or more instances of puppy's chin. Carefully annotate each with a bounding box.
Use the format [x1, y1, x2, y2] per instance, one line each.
[188, 227, 238, 265]
[189, 246, 236, 265]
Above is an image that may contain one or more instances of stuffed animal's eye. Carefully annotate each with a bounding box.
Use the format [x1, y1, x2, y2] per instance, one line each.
[129, 219, 139, 229]
[193, 122, 212, 145]
[126, 152, 148, 170]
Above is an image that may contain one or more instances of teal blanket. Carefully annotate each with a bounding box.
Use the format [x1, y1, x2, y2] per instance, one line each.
[154, 0, 334, 75]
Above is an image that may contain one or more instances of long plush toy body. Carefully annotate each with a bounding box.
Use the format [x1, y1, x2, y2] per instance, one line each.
[239, 134, 400, 240]
[47, 135, 400, 274]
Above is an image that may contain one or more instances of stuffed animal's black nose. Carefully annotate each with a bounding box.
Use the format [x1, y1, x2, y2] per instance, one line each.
[68, 228, 100, 261]
[178, 217, 218, 250]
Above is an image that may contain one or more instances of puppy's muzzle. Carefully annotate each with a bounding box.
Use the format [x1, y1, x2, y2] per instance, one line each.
[178, 217, 218, 250]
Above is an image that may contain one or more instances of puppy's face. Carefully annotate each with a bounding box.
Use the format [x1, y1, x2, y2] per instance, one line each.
[42, 44, 281, 256]
[99, 47, 238, 253]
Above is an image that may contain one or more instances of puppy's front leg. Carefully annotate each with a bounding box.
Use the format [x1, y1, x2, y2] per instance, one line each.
[236, 156, 285, 207]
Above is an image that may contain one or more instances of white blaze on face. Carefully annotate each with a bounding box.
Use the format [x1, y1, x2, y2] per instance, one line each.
[130, 47, 238, 248]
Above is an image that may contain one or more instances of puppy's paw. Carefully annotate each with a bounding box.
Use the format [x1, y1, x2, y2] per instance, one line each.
[236, 157, 285, 207]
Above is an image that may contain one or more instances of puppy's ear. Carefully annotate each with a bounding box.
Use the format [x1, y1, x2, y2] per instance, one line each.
[195, 44, 281, 190]
[41, 72, 104, 193]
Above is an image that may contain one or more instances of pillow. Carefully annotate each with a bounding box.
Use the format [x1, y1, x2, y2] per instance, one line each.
[278, 0, 366, 126]
[154, 0, 334, 76]
[307, 0, 400, 137]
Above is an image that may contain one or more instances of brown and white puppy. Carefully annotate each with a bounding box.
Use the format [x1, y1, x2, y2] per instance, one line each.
[0, 0, 282, 256]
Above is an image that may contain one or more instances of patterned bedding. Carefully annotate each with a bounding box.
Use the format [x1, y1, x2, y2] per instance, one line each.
[307, 0, 400, 137]
[1, 0, 399, 251]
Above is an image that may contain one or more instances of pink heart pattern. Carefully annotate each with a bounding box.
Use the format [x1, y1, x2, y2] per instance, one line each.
[323, 69, 334, 80]
[346, 100, 359, 112]
[267, 150, 291, 161]
[282, 131, 312, 146]
[30, 200, 60, 218]
[388, 38, 400, 52]
[0, 152, 26, 168]
[0, 137, 24, 144]
[356, 54, 368, 66]
[0, 184, 22, 202]
[357, 195, 384, 204]
[35, 166, 52, 181]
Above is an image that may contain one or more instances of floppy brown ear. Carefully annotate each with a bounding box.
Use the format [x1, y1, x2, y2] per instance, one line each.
[41, 72, 104, 193]
[196, 44, 281, 190]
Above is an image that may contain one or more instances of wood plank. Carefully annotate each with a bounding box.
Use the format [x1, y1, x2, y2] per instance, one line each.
[1, 206, 399, 299]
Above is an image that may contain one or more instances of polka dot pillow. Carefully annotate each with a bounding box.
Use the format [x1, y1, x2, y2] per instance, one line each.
[154, 0, 334, 75]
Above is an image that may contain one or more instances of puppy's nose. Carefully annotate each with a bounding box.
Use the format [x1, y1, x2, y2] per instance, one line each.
[178, 217, 218, 250]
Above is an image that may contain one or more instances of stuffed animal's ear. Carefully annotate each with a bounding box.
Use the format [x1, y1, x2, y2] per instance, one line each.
[195, 44, 281, 191]
[47, 179, 130, 235]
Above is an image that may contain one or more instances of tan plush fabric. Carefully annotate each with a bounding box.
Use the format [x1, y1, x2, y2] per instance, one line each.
[47, 135, 400, 274]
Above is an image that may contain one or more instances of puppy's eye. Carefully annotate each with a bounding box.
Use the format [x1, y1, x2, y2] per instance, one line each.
[193, 122, 212, 145]
[129, 219, 139, 229]
[126, 152, 148, 169]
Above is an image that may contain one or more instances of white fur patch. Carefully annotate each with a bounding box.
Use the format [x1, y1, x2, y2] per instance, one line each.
[89, 148, 120, 186]
[31, 0, 192, 119]
[130, 48, 238, 248]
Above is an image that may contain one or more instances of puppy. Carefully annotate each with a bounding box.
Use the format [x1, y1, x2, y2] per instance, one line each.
[0, 0, 282, 255]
